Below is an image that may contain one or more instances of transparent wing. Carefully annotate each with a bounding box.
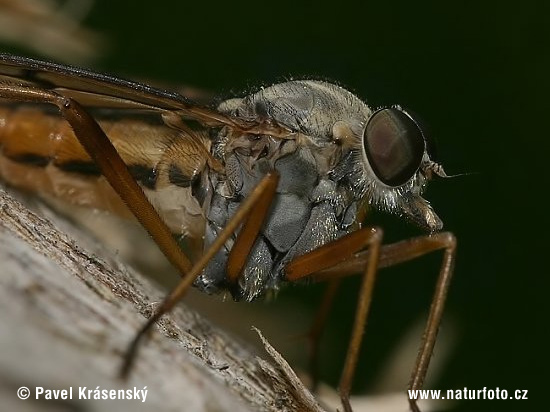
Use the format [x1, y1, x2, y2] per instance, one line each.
[0, 53, 291, 136]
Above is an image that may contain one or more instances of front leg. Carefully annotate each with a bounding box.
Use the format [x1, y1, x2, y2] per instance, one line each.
[284, 230, 456, 412]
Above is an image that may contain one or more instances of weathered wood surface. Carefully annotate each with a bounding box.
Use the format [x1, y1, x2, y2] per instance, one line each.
[0, 187, 326, 412]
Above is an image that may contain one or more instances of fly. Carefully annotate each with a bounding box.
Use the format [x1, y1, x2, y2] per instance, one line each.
[0, 53, 456, 412]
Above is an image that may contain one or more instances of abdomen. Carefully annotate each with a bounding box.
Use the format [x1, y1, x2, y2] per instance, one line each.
[0, 106, 208, 242]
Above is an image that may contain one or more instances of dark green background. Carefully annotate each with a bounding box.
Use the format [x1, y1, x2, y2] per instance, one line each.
[4, 1, 544, 411]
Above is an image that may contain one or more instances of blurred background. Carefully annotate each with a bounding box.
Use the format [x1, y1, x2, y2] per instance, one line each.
[0, 1, 543, 411]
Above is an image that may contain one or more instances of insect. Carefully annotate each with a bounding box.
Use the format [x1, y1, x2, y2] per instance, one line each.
[0, 53, 456, 412]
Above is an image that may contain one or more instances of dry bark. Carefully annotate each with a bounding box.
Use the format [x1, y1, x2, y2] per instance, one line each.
[0, 187, 326, 412]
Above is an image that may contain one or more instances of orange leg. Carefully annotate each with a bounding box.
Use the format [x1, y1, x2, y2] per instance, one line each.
[120, 171, 279, 377]
[286, 227, 383, 412]
[0, 84, 193, 276]
[307, 278, 342, 392]
[285, 230, 456, 412]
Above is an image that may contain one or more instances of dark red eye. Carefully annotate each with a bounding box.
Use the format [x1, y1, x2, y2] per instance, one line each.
[363, 107, 425, 186]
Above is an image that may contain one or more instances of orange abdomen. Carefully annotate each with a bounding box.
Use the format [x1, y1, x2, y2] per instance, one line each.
[0, 106, 210, 240]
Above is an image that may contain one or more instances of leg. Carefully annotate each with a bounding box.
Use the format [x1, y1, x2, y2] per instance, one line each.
[285, 231, 456, 412]
[225, 169, 280, 282]
[285, 227, 384, 412]
[120, 171, 279, 377]
[0, 84, 193, 276]
[307, 279, 342, 392]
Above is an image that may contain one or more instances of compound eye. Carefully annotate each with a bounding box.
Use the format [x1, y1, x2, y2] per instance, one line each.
[363, 107, 426, 186]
